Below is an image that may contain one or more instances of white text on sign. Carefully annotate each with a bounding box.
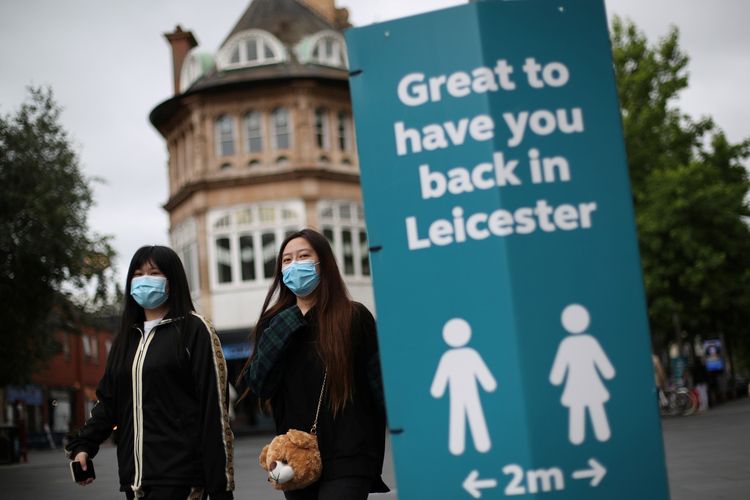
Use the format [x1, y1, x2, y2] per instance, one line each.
[390, 56, 602, 252]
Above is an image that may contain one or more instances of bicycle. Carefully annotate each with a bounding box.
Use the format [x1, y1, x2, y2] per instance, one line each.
[658, 387, 699, 417]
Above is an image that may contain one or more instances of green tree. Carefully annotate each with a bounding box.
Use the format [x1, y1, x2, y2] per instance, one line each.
[611, 18, 750, 367]
[0, 87, 117, 385]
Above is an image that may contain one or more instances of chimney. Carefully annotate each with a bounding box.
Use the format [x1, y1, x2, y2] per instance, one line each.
[164, 25, 198, 95]
[300, 0, 336, 24]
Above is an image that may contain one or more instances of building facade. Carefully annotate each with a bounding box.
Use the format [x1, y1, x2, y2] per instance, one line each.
[1, 324, 114, 454]
[149, 0, 371, 426]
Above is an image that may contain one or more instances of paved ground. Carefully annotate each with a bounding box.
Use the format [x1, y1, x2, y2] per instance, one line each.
[1, 397, 748, 499]
[661, 397, 750, 499]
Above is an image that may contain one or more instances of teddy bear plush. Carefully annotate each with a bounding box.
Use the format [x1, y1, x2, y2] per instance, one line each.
[259, 429, 322, 491]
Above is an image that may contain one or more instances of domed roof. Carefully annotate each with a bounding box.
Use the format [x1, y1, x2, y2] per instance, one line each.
[222, 0, 338, 47]
[151, 0, 351, 131]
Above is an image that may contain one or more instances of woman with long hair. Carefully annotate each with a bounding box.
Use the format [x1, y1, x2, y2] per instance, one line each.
[242, 228, 388, 500]
[66, 245, 234, 499]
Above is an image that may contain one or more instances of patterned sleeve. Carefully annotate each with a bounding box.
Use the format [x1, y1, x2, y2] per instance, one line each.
[190, 313, 235, 498]
[244, 305, 305, 399]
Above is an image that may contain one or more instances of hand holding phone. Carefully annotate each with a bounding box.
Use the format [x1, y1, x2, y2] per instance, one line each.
[71, 452, 96, 485]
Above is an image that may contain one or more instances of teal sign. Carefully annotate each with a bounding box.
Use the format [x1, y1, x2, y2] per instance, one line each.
[346, 0, 669, 499]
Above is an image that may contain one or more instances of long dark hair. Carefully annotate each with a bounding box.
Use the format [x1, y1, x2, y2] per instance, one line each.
[241, 229, 355, 414]
[109, 245, 195, 371]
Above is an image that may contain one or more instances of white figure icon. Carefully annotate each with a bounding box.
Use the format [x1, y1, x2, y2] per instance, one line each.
[549, 304, 616, 445]
[431, 318, 497, 455]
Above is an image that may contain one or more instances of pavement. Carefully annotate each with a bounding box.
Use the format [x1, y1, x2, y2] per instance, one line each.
[1, 397, 748, 499]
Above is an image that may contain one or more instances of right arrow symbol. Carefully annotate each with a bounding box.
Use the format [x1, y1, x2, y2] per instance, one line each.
[463, 469, 498, 499]
[572, 458, 607, 487]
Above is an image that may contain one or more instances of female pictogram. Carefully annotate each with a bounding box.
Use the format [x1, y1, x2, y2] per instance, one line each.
[549, 304, 615, 445]
[431, 318, 497, 455]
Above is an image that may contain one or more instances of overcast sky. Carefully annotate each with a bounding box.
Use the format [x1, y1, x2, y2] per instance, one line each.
[1, 0, 748, 288]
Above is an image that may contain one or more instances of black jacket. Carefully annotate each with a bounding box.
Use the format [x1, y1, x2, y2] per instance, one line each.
[66, 312, 234, 498]
[246, 302, 388, 492]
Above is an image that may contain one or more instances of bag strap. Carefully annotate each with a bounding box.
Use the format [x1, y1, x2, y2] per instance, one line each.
[310, 370, 327, 435]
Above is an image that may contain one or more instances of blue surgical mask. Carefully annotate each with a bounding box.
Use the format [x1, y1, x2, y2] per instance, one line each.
[282, 261, 320, 297]
[130, 276, 169, 309]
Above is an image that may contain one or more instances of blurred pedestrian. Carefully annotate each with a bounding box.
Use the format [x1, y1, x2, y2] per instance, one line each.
[65, 245, 234, 499]
[652, 354, 666, 393]
[692, 361, 709, 411]
[241, 229, 388, 500]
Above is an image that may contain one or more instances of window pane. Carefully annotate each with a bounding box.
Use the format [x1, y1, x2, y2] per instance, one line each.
[325, 38, 335, 58]
[264, 42, 274, 59]
[240, 235, 256, 281]
[216, 237, 232, 283]
[182, 245, 199, 291]
[282, 207, 299, 221]
[337, 112, 349, 151]
[81, 336, 91, 356]
[230, 46, 240, 64]
[248, 137, 262, 152]
[359, 230, 370, 276]
[339, 203, 352, 221]
[262, 232, 277, 278]
[260, 206, 275, 223]
[272, 108, 290, 149]
[320, 205, 334, 220]
[315, 108, 329, 149]
[342, 229, 354, 275]
[246, 39, 258, 61]
[323, 227, 334, 247]
[244, 111, 263, 153]
[237, 208, 253, 225]
[214, 214, 231, 229]
[215, 115, 235, 156]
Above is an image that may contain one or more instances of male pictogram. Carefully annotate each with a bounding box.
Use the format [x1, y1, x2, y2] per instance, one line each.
[431, 318, 497, 455]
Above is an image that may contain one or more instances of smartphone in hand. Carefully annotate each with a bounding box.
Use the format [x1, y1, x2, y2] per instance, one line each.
[70, 458, 96, 482]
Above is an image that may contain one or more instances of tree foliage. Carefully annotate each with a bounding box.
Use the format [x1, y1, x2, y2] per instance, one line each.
[611, 18, 750, 366]
[0, 87, 118, 385]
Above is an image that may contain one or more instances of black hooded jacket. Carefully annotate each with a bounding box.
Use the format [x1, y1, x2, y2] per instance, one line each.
[66, 312, 234, 498]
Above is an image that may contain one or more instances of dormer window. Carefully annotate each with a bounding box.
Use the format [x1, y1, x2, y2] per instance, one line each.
[295, 31, 348, 69]
[217, 29, 287, 70]
[179, 49, 214, 92]
[312, 35, 347, 67]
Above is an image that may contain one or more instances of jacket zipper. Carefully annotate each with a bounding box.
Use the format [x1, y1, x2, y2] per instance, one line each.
[130, 318, 178, 496]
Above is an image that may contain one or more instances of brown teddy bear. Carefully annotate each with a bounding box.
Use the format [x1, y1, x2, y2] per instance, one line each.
[259, 429, 322, 491]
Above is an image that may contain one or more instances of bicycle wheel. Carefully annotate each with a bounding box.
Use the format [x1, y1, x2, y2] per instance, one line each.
[671, 390, 693, 416]
[682, 389, 700, 416]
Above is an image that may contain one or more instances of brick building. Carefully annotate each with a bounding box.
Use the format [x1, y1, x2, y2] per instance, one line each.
[2, 323, 114, 449]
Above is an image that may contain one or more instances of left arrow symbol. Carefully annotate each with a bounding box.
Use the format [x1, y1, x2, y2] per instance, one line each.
[463, 469, 498, 499]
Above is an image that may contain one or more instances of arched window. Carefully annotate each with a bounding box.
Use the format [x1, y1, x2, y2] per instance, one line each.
[214, 115, 235, 156]
[217, 30, 286, 70]
[295, 31, 348, 69]
[315, 108, 330, 149]
[271, 108, 291, 150]
[244, 111, 263, 153]
[312, 33, 347, 68]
